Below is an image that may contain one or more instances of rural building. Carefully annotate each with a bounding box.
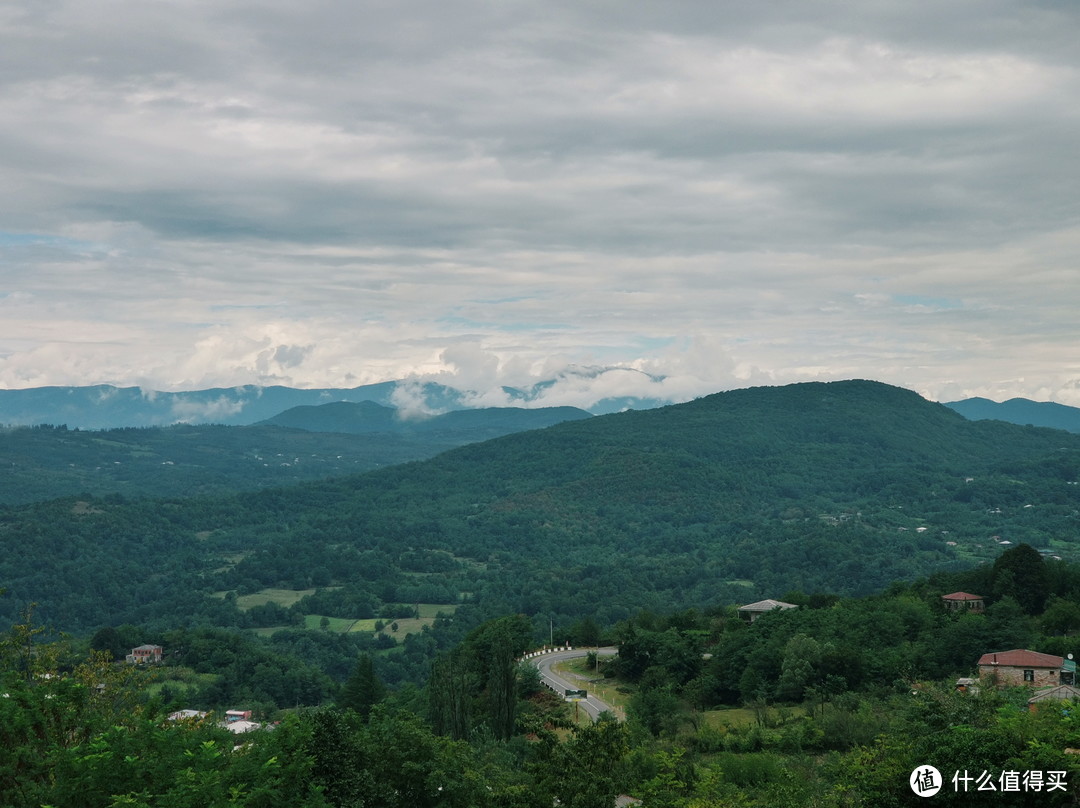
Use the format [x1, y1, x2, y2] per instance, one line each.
[955, 677, 979, 694]
[225, 709, 253, 722]
[977, 649, 1066, 688]
[1028, 684, 1080, 712]
[167, 709, 208, 721]
[126, 644, 163, 664]
[223, 719, 261, 734]
[941, 592, 985, 613]
[738, 599, 798, 623]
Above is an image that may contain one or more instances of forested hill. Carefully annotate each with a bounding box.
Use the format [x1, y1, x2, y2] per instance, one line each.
[4, 379, 1080, 633]
[258, 400, 590, 437]
[0, 405, 589, 505]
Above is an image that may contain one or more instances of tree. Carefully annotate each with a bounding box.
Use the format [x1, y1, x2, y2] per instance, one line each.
[991, 543, 1050, 615]
[1041, 596, 1080, 636]
[429, 652, 476, 741]
[89, 626, 125, 661]
[628, 677, 684, 738]
[548, 714, 630, 808]
[776, 634, 821, 702]
[338, 654, 386, 721]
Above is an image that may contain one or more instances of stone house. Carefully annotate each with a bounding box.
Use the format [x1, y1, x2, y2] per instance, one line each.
[941, 591, 985, 613]
[977, 649, 1065, 688]
[126, 644, 163, 664]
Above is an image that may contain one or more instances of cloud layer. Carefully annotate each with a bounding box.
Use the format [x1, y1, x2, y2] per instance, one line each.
[2, 1, 1079, 408]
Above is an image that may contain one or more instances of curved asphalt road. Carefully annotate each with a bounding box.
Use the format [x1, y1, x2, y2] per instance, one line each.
[528, 646, 620, 721]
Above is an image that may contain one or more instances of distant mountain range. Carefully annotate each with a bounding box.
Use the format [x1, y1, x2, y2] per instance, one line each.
[0, 378, 662, 429]
[943, 397, 1080, 434]
[2, 378, 1078, 434]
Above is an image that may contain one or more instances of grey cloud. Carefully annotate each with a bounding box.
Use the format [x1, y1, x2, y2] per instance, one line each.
[1, 0, 1078, 405]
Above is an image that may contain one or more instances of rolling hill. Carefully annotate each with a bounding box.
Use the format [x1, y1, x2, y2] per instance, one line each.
[0, 405, 590, 505]
[258, 400, 591, 438]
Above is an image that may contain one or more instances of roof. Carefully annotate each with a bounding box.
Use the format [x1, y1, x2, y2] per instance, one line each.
[167, 709, 208, 721]
[739, 599, 798, 612]
[132, 644, 162, 651]
[977, 649, 1064, 669]
[1029, 684, 1080, 703]
[223, 720, 261, 734]
[942, 591, 983, 601]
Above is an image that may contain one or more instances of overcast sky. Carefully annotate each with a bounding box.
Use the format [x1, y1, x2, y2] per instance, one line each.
[2, 0, 1078, 409]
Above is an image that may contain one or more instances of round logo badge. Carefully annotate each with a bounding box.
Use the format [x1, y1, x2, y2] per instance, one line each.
[910, 765, 943, 797]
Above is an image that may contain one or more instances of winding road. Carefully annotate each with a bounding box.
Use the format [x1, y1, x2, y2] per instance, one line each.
[526, 646, 620, 721]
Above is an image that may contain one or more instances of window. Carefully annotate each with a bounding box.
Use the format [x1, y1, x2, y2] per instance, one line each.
[1024, 669, 1035, 682]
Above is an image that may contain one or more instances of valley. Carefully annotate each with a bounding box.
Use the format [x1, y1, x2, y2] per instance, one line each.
[5, 379, 1080, 805]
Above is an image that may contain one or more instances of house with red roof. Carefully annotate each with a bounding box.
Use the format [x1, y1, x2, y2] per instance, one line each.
[941, 592, 985, 613]
[125, 644, 163, 664]
[977, 649, 1065, 688]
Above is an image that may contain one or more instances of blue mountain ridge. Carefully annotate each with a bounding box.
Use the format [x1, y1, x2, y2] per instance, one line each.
[0, 378, 664, 429]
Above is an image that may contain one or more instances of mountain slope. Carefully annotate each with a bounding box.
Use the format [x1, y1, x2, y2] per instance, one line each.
[258, 401, 591, 438]
[0, 405, 590, 505]
[5, 379, 1080, 632]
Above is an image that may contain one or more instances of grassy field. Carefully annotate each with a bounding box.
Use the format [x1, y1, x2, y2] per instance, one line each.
[252, 603, 458, 637]
[239, 588, 318, 610]
[143, 668, 219, 700]
[210, 587, 342, 610]
[704, 704, 809, 729]
[703, 706, 759, 728]
[550, 660, 796, 730]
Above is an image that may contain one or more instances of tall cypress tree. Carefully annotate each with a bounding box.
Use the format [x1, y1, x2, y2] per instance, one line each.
[338, 654, 386, 721]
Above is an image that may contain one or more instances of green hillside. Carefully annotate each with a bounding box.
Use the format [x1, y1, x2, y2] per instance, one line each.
[0, 423, 454, 504]
[0, 403, 588, 504]
[3, 380, 1080, 634]
[258, 400, 591, 438]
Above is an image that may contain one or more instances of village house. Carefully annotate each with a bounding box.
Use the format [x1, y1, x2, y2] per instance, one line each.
[738, 599, 798, 623]
[941, 591, 985, 613]
[125, 644, 163, 664]
[223, 719, 261, 734]
[977, 649, 1067, 688]
[167, 709, 208, 722]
